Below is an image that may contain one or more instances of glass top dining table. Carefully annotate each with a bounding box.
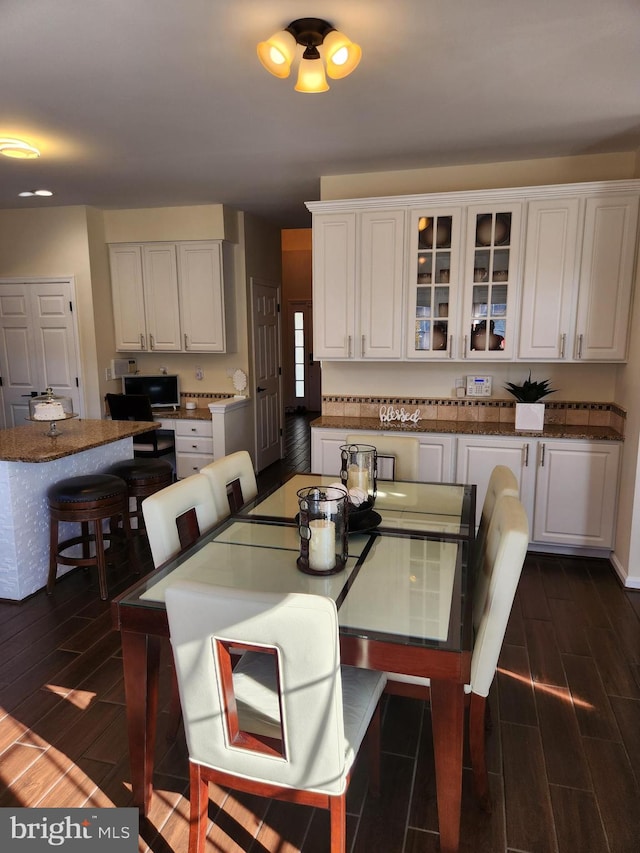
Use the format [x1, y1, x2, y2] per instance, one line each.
[112, 474, 477, 853]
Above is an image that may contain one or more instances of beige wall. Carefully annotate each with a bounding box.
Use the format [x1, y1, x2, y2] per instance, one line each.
[0, 206, 102, 417]
[103, 205, 228, 243]
[321, 152, 637, 201]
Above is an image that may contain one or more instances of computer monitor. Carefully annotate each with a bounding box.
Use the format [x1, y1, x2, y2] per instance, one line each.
[122, 374, 180, 409]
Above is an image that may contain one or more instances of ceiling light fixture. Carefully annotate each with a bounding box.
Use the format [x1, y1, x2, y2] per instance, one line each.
[0, 138, 40, 159]
[19, 189, 54, 197]
[257, 17, 362, 93]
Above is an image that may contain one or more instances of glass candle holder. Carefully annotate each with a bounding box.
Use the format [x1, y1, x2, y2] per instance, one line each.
[340, 444, 377, 508]
[297, 486, 348, 575]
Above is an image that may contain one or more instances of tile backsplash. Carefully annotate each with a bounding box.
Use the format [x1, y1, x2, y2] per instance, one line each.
[322, 396, 626, 435]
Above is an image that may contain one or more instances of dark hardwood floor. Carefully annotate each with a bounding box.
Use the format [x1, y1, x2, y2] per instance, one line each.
[1, 412, 639, 852]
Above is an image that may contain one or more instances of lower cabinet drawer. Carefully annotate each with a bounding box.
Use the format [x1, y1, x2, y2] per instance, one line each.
[175, 436, 214, 455]
[175, 419, 213, 438]
[176, 452, 215, 479]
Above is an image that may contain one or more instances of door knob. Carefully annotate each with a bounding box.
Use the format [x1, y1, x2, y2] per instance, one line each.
[256, 386, 266, 393]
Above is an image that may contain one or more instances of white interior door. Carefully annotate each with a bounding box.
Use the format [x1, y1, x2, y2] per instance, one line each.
[251, 278, 283, 472]
[0, 280, 82, 428]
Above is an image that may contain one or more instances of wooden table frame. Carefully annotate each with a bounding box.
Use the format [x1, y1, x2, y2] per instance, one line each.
[112, 480, 475, 853]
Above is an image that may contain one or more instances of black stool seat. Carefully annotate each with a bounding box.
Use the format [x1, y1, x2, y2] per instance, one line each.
[105, 458, 174, 535]
[48, 474, 127, 503]
[47, 473, 132, 601]
[107, 458, 173, 483]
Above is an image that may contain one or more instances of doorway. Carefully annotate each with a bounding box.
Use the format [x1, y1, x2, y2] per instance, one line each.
[250, 278, 283, 472]
[0, 279, 83, 429]
[285, 300, 321, 413]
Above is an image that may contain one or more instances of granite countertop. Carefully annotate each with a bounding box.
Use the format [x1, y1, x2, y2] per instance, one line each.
[154, 407, 212, 421]
[0, 419, 160, 463]
[310, 416, 623, 442]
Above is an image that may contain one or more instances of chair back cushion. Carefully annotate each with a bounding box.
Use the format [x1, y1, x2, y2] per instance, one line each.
[200, 451, 258, 516]
[473, 465, 520, 628]
[345, 434, 420, 482]
[470, 495, 529, 697]
[165, 581, 350, 795]
[141, 473, 220, 567]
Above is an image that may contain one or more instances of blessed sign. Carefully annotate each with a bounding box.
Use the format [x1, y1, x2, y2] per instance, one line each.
[379, 405, 422, 424]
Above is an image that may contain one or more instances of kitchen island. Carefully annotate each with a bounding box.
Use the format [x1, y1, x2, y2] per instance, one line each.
[0, 418, 159, 601]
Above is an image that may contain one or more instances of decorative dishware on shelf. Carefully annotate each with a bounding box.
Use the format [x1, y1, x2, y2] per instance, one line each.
[297, 485, 348, 576]
[27, 388, 77, 436]
[340, 444, 377, 508]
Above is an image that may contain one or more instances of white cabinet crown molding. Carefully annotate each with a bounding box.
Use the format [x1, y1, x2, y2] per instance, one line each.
[306, 179, 640, 213]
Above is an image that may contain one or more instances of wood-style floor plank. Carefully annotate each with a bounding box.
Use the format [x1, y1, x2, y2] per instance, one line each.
[549, 785, 608, 853]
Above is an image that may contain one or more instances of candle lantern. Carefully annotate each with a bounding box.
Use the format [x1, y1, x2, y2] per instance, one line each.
[297, 486, 348, 575]
[340, 444, 377, 508]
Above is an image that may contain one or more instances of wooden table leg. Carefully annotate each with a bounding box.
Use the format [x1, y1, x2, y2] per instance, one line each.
[430, 679, 464, 853]
[121, 630, 161, 815]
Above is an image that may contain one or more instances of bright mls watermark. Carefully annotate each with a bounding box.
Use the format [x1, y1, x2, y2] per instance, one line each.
[0, 809, 138, 851]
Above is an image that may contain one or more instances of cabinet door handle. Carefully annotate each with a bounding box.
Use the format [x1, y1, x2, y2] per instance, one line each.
[577, 334, 583, 359]
[149, 334, 155, 350]
[361, 334, 365, 357]
[140, 333, 146, 350]
[347, 336, 352, 358]
[524, 444, 529, 467]
[560, 333, 566, 359]
[540, 443, 546, 467]
[184, 333, 189, 350]
[463, 335, 468, 358]
[192, 443, 198, 448]
[448, 335, 453, 358]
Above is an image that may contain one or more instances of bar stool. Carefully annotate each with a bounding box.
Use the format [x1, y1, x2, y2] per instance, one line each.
[47, 474, 132, 601]
[106, 458, 174, 534]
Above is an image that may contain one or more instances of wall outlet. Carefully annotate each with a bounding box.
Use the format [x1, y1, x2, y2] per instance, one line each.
[195, 367, 204, 381]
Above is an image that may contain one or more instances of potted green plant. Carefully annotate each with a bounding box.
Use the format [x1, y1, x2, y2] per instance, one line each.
[505, 372, 556, 431]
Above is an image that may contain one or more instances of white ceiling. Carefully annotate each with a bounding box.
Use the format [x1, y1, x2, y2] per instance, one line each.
[1, 0, 639, 228]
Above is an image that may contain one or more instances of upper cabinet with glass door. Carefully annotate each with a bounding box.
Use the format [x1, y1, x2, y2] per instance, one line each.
[461, 204, 522, 360]
[406, 208, 462, 359]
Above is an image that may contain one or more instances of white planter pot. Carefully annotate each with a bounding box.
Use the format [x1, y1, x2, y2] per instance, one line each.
[515, 402, 545, 431]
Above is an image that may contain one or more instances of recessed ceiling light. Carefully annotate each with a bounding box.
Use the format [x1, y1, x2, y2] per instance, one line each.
[18, 189, 54, 197]
[0, 138, 40, 159]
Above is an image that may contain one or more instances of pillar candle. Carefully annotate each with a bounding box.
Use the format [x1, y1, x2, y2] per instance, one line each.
[308, 519, 336, 571]
[347, 464, 369, 494]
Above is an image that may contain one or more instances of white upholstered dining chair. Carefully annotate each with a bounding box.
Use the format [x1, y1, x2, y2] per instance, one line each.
[200, 450, 258, 517]
[141, 473, 221, 568]
[165, 581, 387, 853]
[387, 493, 529, 810]
[345, 434, 420, 481]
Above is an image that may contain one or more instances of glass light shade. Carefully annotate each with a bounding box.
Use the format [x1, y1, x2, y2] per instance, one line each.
[257, 30, 297, 78]
[0, 138, 40, 159]
[323, 30, 362, 79]
[295, 55, 329, 92]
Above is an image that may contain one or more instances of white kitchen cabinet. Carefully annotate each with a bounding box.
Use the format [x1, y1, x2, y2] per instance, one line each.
[518, 197, 580, 360]
[460, 203, 523, 361]
[518, 193, 639, 362]
[173, 418, 214, 479]
[311, 427, 454, 482]
[110, 240, 233, 353]
[455, 435, 535, 525]
[178, 241, 232, 353]
[574, 194, 639, 361]
[142, 243, 182, 351]
[109, 245, 148, 352]
[532, 439, 620, 548]
[312, 210, 405, 360]
[406, 207, 462, 359]
[455, 434, 621, 550]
